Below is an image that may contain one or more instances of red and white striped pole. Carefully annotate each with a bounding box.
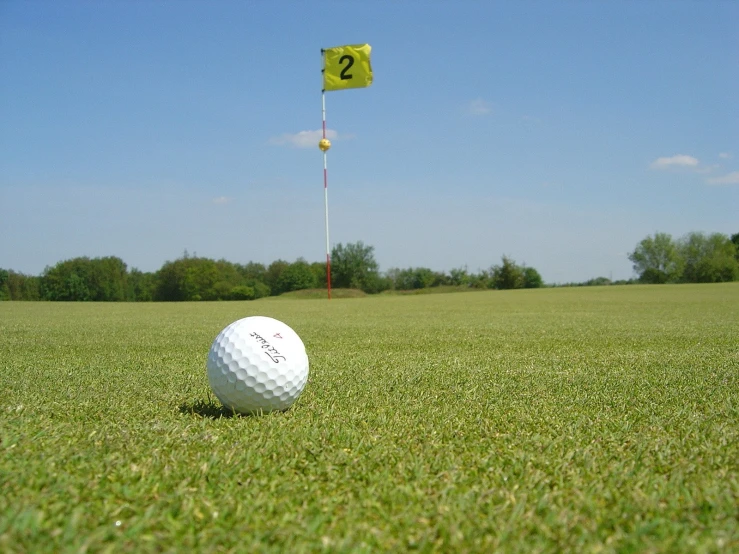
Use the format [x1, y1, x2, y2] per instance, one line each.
[319, 50, 332, 299]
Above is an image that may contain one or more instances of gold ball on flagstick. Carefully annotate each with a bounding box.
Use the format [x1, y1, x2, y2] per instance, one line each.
[318, 138, 331, 152]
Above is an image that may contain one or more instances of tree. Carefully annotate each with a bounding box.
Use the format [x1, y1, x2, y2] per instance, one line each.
[449, 267, 470, 287]
[275, 259, 318, 294]
[330, 241, 382, 292]
[430, 270, 449, 287]
[0, 269, 8, 300]
[228, 285, 256, 300]
[468, 270, 491, 289]
[679, 232, 739, 283]
[154, 257, 219, 301]
[88, 256, 128, 301]
[265, 260, 290, 295]
[6, 271, 41, 300]
[237, 262, 267, 283]
[522, 267, 544, 288]
[247, 280, 271, 299]
[155, 259, 187, 301]
[309, 262, 327, 288]
[39, 256, 128, 301]
[628, 232, 683, 284]
[41, 258, 93, 301]
[66, 272, 91, 301]
[388, 267, 436, 290]
[585, 277, 612, 287]
[731, 233, 739, 261]
[491, 256, 524, 290]
[127, 269, 156, 301]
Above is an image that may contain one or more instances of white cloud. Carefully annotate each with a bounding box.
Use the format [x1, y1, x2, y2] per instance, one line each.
[650, 154, 699, 170]
[706, 171, 739, 185]
[269, 129, 339, 148]
[719, 152, 732, 159]
[465, 98, 492, 116]
[696, 164, 719, 174]
[212, 196, 231, 204]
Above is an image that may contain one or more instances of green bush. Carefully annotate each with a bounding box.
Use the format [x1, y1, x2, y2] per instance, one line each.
[229, 286, 255, 300]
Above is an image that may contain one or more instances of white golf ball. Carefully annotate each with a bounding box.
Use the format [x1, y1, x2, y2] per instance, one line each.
[206, 316, 309, 414]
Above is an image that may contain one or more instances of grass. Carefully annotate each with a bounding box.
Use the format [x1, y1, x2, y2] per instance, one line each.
[1, 284, 738, 553]
[277, 285, 480, 300]
[276, 288, 368, 300]
[379, 285, 482, 295]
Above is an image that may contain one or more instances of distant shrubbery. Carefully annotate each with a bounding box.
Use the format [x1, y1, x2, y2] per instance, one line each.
[629, 232, 739, 284]
[552, 276, 638, 288]
[3, 231, 734, 301]
[1, 242, 544, 301]
[0, 268, 41, 301]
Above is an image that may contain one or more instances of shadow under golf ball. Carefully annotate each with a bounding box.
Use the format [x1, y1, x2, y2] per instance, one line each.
[178, 399, 248, 419]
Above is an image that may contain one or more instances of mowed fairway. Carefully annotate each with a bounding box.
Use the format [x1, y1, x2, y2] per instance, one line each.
[1, 285, 738, 553]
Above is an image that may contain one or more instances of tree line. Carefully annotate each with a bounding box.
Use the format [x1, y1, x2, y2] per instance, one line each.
[0, 242, 543, 301]
[629, 231, 739, 284]
[3, 231, 736, 301]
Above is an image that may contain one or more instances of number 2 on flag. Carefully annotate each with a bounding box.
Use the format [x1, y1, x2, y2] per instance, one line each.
[322, 44, 373, 92]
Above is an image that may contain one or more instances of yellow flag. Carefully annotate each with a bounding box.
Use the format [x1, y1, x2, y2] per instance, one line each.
[323, 44, 373, 92]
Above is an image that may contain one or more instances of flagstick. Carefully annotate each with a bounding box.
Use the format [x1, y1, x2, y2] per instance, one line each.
[320, 48, 332, 300]
[321, 90, 332, 300]
[320, 43, 371, 300]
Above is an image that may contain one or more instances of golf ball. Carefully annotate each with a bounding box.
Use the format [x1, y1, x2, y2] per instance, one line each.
[206, 316, 309, 414]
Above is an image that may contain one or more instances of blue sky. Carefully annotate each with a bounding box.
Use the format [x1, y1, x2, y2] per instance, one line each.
[1, 1, 737, 283]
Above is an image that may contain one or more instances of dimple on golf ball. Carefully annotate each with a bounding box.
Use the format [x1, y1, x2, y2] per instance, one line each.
[206, 316, 309, 414]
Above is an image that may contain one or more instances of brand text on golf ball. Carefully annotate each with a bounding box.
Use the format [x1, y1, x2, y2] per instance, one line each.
[249, 332, 286, 363]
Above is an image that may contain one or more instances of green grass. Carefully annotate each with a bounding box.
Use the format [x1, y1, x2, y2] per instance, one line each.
[1, 284, 738, 553]
[379, 285, 483, 295]
[276, 288, 368, 300]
